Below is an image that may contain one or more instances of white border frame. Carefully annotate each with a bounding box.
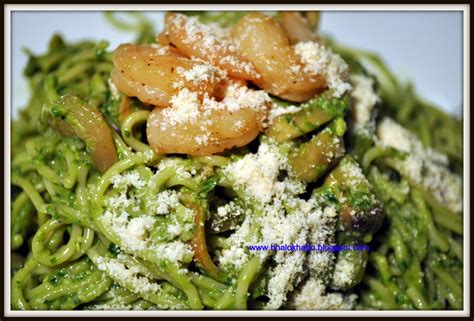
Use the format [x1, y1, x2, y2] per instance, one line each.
[4, 4, 470, 318]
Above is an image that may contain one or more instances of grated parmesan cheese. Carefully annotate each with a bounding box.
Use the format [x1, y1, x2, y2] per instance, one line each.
[101, 211, 155, 251]
[169, 13, 258, 78]
[331, 256, 358, 290]
[95, 256, 161, 294]
[158, 82, 270, 134]
[217, 141, 340, 309]
[294, 41, 352, 98]
[350, 74, 379, 132]
[102, 167, 195, 264]
[223, 142, 285, 203]
[162, 88, 201, 129]
[111, 172, 146, 189]
[264, 233, 307, 310]
[288, 278, 357, 310]
[153, 241, 194, 263]
[377, 117, 462, 213]
[154, 190, 180, 215]
[178, 64, 220, 83]
[269, 102, 302, 123]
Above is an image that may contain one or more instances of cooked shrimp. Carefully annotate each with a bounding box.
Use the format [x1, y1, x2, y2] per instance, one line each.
[155, 31, 172, 47]
[112, 44, 225, 107]
[164, 12, 260, 81]
[232, 13, 326, 102]
[280, 12, 319, 44]
[53, 94, 118, 173]
[147, 82, 270, 156]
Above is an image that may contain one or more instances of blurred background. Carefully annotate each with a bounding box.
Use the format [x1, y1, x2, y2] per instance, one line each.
[11, 10, 463, 116]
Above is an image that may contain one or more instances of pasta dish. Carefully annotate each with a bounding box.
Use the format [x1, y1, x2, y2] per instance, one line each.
[10, 11, 463, 310]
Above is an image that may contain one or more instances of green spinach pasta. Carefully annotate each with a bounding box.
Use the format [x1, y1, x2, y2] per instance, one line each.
[333, 42, 464, 310]
[11, 11, 463, 310]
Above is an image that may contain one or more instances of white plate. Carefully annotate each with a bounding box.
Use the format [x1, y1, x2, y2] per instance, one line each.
[11, 11, 463, 117]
